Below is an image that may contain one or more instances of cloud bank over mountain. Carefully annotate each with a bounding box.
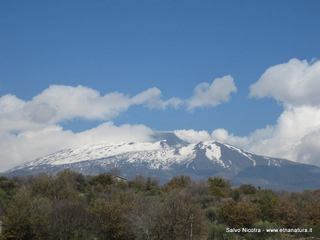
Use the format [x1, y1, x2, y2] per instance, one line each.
[1, 59, 320, 170]
[0, 77, 235, 170]
[211, 59, 320, 166]
[0, 122, 155, 171]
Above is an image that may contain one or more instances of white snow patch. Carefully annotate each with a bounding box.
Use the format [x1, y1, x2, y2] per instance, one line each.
[224, 143, 256, 167]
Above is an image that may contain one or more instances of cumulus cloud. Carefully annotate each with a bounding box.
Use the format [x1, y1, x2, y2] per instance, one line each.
[296, 129, 320, 165]
[211, 59, 320, 166]
[0, 94, 48, 132]
[33, 85, 131, 121]
[211, 128, 247, 146]
[210, 106, 320, 166]
[178, 60, 320, 166]
[0, 84, 169, 170]
[0, 80, 237, 170]
[0, 85, 183, 133]
[0, 122, 154, 170]
[3, 58, 320, 169]
[250, 58, 320, 106]
[131, 87, 182, 109]
[187, 75, 237, 110]
[0, 80, 236, 134]
[174, 129, 211, 143]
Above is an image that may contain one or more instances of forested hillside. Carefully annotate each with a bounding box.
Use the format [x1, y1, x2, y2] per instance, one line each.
[0, 171, 319, 239]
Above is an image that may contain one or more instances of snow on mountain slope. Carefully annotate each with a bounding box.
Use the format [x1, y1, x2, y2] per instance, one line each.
[13, 140, 227, 170]
[6, 132, 320, 191]
[8, 138, 287, 174]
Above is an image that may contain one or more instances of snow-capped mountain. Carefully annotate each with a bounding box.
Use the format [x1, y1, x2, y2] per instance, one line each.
[6, 133, 320, 190]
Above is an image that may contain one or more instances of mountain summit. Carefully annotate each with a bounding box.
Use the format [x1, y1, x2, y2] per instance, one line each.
[6, 132, 320, 191]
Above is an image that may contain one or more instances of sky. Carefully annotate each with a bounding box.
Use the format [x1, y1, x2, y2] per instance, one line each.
[1, 0, 320, 170]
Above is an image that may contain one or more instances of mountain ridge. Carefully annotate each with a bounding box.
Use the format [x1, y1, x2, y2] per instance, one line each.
[5, 132, 320, 191]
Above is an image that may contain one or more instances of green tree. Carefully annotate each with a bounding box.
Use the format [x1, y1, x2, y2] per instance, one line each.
[218, 200, 260, 228]
[152, 192, 206, 240]
[208, 177, 231, 197]
[90, 194, 134, 240]
[50, 199, 92, 240]
[239, 184, 257, 195]
[2, 187, 34, 240]
[89, 173, 113, 186]
[276, 198, 299, 228]
[164, 176, 191, 191]
[29, 197, 52, 240]
[254, 190, 278, 222]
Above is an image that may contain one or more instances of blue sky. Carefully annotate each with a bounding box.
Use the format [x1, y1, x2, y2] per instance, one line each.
[1, 0, 320, 170]
[1, 0, 319, 135]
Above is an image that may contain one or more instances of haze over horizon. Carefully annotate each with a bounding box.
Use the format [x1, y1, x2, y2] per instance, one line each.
[1, 0, 320, 170]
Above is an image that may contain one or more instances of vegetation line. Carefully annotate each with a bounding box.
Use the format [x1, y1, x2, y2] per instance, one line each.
[0, 170, 319, 239]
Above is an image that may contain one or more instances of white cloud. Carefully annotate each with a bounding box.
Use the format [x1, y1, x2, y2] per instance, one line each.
[0, 81, 235, 134]
[3, 59, 320, 169]
[295, 129, 320, 165]
[212, 59, 320, 166]
[0, 85, 184, 133]
[0, 94, 48, 132]
[32, 85, 184, 122]
[33, 85, 131, 121]
[187, 75, 237, 110]
[0, 81, 237, 170]
[211, 106, 320, 166]
[131, 87, 182, 109]
[250, 58, 320, 106]
[178, 60, 320, 167]
[211, 128, 248, 146]
[0, 122, 154, 170]
[174, 129, 211, 143]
